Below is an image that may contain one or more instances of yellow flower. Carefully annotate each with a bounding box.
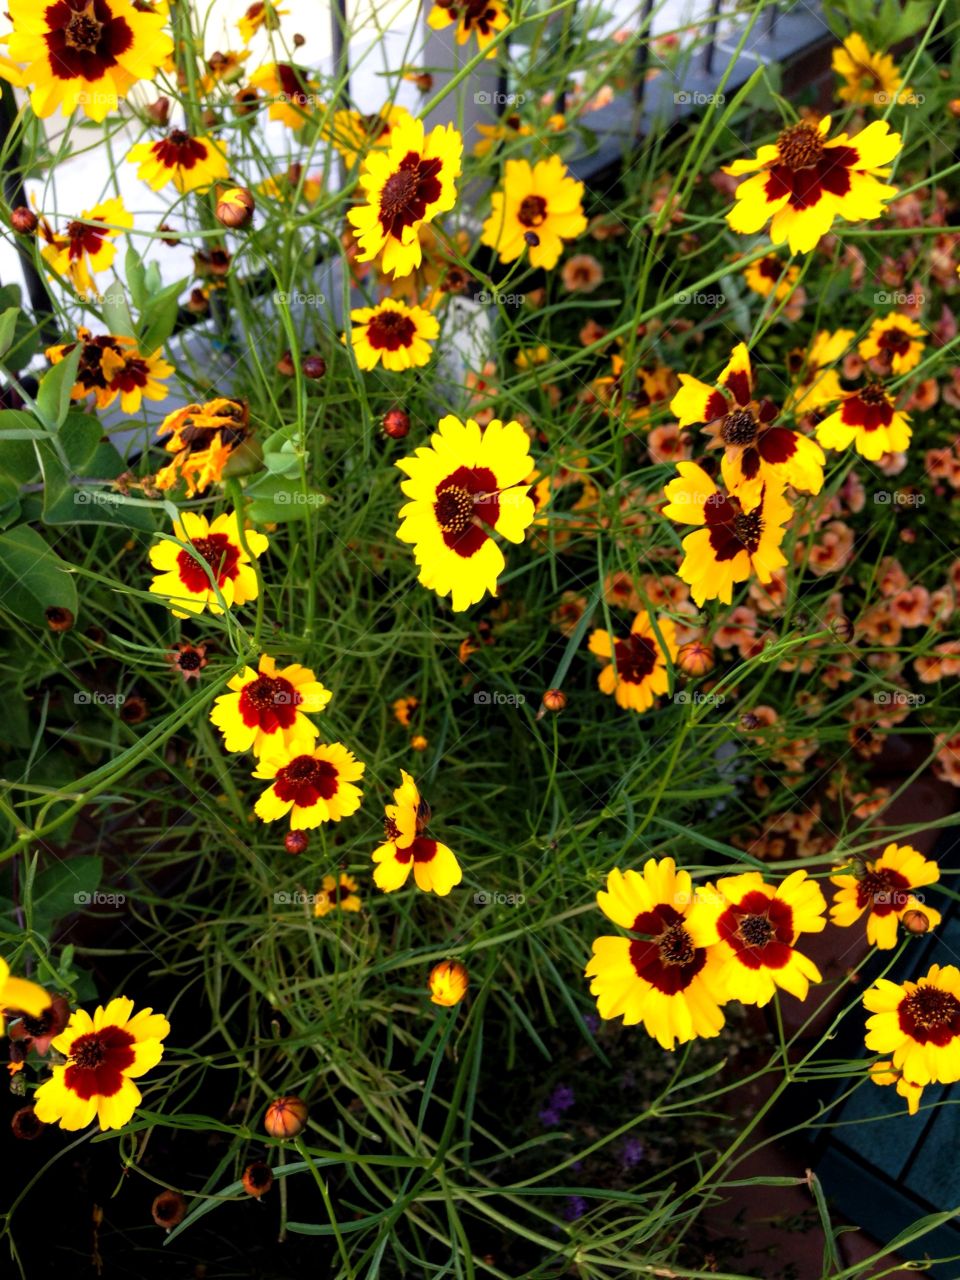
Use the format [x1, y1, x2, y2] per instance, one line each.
[326, 104, 412, 166]
[724, 116, 901, 254]
[200, 49, 250, 93]
[472, 115, 532, 158]
[46, 328, 173, 413]
[869, 1060, 924, 1115]
[148, 509, 268, 618]
[832, 34, 912, 109]
[346, 298, 439, 372]
[858, 312, 926, 375]
[481, 156, 587, 271]
[428, 960, 469, 1007]
[1, 0, 172, 121]
[154, 398, 252, 497]
[693, 870, 827, 1006]
[33, 997, 169, 1131]
[585, 860, 728, 1050]
[784, 328, 855, 415]
[254, 742, 365, 830]
[237, 0, 286, 43]
[830, 843, 941, 950]
[588, 612, 678, 714]
[314, 874, 362, 917]
[662, 462, 793, 607]
[396, 415, 536, 611]
[248, 62, 320, 130]
[815, 382, 911, 461]
[864, 964, 960, 1087]
[0, 957, 51, 1037]
[426, 0, 509, 57]
[742, 253, 799, 302]
[372, 771, 462, 896]
[347, 114, 462, 279]
[127, 131, 229, 193]
[210, 654, 331, 757]
[40, 197, 132, 297]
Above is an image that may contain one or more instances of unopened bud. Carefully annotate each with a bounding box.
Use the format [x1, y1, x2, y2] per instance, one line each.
[11, 206, 37, 234]
[284, 830, 308, 855]
[382, 408, 410, 439]
[216, 186, 255, 229]
[264, 1095, 308, 1138]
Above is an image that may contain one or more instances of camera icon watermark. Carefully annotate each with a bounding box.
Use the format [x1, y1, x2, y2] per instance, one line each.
[474, 91, 525, 106]
[674, 690, 724, 705]
[273, 890, 320, 905]
[674, 90, 725, 106]
[477, 291, 525, 306]
[75, 490, 121, 507]
[74, 691, 126, 705]
[74, 891, 126, 906]
[874, 691, 925, 707]
[474, 890, 525, 906]
[672, 291, 725, 306]
[473, 690, 526, 707]
[874, 291, 924, 306]
[273, 491, 327, 507]
[273, 290, 326, 306]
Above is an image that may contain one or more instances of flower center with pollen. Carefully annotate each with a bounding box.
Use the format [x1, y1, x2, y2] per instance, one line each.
[274, 755, 338, 807]
[657, 922, 696, 966]
[737, 913, 774, 947]
[65, 4, 104, 50]
[177, 533, 241, 592]
[776, 122, 824, 170]
[878, 327, 911, 357]
[613, 633, 658, 685]
[367, 310, 416, 350]
[239, 674, 300, 730]
[721, 408, 759, 446]
[732, 509, 762, 551]
[72, 1035, 106, 1069]
[517, 195, 548, 227]
[900, 986, 960, 1044]
[857, 867, 910, 914]
[378, 152, 443, 236]
[435, 485, 475, 534]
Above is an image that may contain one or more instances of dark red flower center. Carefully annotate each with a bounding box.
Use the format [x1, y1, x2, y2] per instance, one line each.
[612, 633, 658, 685]
[627, 904, 706, 994]
[393, 835, 440, 866]
[898, 985, 960, 1046]
[153, 131, 209, 171]
[176, 532, 241, 593]
[276, 62, 311, 108]
[433, 465, 500, 558]
[517, 195, 548, 227]
[721, 408, 758, 446]
[717, 890, 794, 970]
[273, 755, 339, 808]
[367, 309, 416, 350]
[877, 326, 912, 358]
[66, 218, 108, 261]
[703, 490, 767, 561]
[841, 383, 894, 432]
[856, 867, 911, 916]
[44, 0, 134, 82]
[763, 122, 858, 212]
[378, 152, 443, 237]
[757, 256, 782, 282]
[176, 648, 204, 671]
[64, 1025, 136, 1100]
[239, 674, 301, 732]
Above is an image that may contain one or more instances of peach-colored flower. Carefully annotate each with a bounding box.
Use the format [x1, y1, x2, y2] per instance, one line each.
[552, 591, 588, 636]
[934, 734, 960, 787]
[889, 586, 931, 628]
[647, 423, 692, 464]
[808, 521, 855, 577]
[603, 571, 640, 612]
[878, 557, 909, 598]
[561, 254, 604, 293]
[858, 604, 902, 647]
[714, 605, 757, 651]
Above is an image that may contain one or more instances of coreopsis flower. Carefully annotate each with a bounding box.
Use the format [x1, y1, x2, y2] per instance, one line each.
[830, 843, 941, 949]
[237, 0, 286, 42]
[481, 156, 587, 271]
[724, 116, 901, 254]
[46, 328, 173, 413]
[785, 328, 855, 415]
[428, 960, 469, 1007]
[7, 994, 70, 1055]
[313, 874, 362, 917]
[201, 49, 250, 92]
[396, 415, 536, 611]
[858, 312, 926, 375]
[167, 642, 207, 681]
[346, 299, 439, 372]
[869, 1060, 924, 1115]
[347, 114, 462, 278]
[127, 131, 229, 193]
[254, 743, 365, 829]
[864, 964, 960, 1088]
[154, 398, 252, 496]
[392, 695, 418, 727]
[671, 343, 824, 496]
[815, 382, 911, 461]
[742, 253, 799, 302]
[695, 870, 826, 1005]
[832, 34, 912, 108]
[585, 860, 727, 1050]
[588, 612, 678, 714]
[1, 0, 172, 121]
[0, 958, 51, 1036]
[40, 198, 132, 296]
[327, 104, 412, 166]
[210, 655, 332, 757]
[426, 0, 509, 57]
[473, 115, 532, 158]
[372, 770, 462, 896]
[148, 510, 268, 618]
[249, 62, 320, 130]
[32, 998, 169, 1131]
[662, 462, 793, 607]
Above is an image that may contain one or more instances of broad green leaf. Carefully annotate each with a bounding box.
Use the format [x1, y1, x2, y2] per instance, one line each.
[0, 307, 19, 359]
[125, 242, 147, 311]
[244, 472, 326, 522]
[0, 524, 78, 625]
[102, 289, 136, 339]
[0, 411, 42, 482]
[35, 344, 82, 428]
[27, 855, 102, 939]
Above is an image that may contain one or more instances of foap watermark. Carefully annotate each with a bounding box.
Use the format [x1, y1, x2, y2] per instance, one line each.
[474, 90, 525, 106]
[273, 491, 327, 507]
[74, 890, 126, 906]
[673, 290, 725, 306]
[274, 890, 320, 906]
[74, 691, 126, 706]
[473, 690, 525, 707]
[874, 90, 924, 106]
[674, 90, 726, 106]
[474, 890, 525, 906]
[874, 691, 925, 708]
[874, 291, 924, 307]
[75, 490, 122, 507]
[874, 490, 925, 506]
[477, 291, 525, 306]
[274, 290, 326, 306]
[674, 690, 725, 706]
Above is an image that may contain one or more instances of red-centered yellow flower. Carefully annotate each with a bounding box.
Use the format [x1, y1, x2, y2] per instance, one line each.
[326, 104, 412, 166]
[254, 742, 365, 830]
[314, 874, 362, 917]
[864, 964, 960, 1087]
[428, 960, 469, 1006]
[724, 116, 901, 253]
[0, 957, 52, 1037]
[40, 197, 132, 297]
[200, 48, 250, 92]
[830, 843, 941, 950]
[1, 0, 172, 121]
[347, 114, 462, 279]
[671, 343, 825, 497]
[46, 328, 173, 413]
[237, 0, 286, 42]
[154, 398, 252, 497]
[815, 382, 911, 461]
[869, 1060, 924, 1115]
[372, 770, 462, 896]
[210, 654, 332, 757]
[588, 612, 678, 714]
[346, 298, 439, 372]
[481, 156, 587, 271]
[742, 253, 800, 302]
[248, 62, 320, 130]
[426, 0, 508, 57]
[148, 510, 268, 618]
[396, 415, 536, 611]
[832, 33, 912, 108]
[662, 462, 792, 608]
[32, 997, 169, 1131]
[858, 312, 926, 375]
[695, 870, 827, 1006]
[585, 860, 728, 1050]
[127, 131, 229, 193]
[784, 328, 855, 415]
[473, 115, 532, 158]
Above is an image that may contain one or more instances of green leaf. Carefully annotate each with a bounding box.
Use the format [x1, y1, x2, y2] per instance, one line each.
[101, 289, 136, 339]
[244, 472, 326, 523]
[0, 307, 19, 359]
[60, 413, 125, 478]
[0, 411, 42, 482]
[125, 242, 147, 312]
[27, 855, 102, 939]
[35, 345, 82, 428]
[140, 279, 187, 352]
[0, 473, 22, 529]
[0, 524, 78, 626]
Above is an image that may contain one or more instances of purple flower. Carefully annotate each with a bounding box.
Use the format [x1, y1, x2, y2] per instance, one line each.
[563, 1195, 588, 1221]
[621, 1137, 645, 1170]
[539, 1084, 575, 1126]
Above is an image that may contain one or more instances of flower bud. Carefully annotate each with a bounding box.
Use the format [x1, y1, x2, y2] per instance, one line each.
[11, 206, 37, 234]
[523, 231, 540, 247]
[146, 96, 170, 127]
[542, 688, 567, 713]
[293, 32, 305, 46]
[302, 355, 326, 380]
[677, 640, 714, 677]
[428, 960, 469, 1007]
[216, 186, 255, 229]
[276, 350, 296, 377]
[242, 1161, 274, 1197]
[382, 408, 410, 439]
[264, 1095, 308, 1138]
[410, 734, 428, 752]
[11, 1106, 43, 1140]
[902, 909, 930, 935]
[284, 831, 309, 855]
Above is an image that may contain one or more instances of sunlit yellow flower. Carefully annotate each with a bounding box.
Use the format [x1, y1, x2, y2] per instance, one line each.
[46, 327, 172, 413]
[237, 0, 286, 43]
[815, 382, 911, 461]
[426, 0, 509, 57]
[346, 298, 439, 372]
[326, 104, 412, 166]
[858, 312, 926, 375]
[210, 654, 331, 757]
[40, 197, 132, 297]
[154, 398, 253, 498]
[832, 34, 912, 109]
[481, 156, 587, 271]
[588, 612, 678, 714]
[254, 742, 365, 830]
[742, 253, 799, 302]
[784, 328, 855, 415]
[372, 770, 462, 895]
[865, 964, 960, 1087]
[428, 960, 469, 1006]
[127, 131, 229, 193]
[830, 843, 941, 950]
[248, 62, 320, 130]
[314, 874, 362, 917]
[148, 509, 268, 618]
